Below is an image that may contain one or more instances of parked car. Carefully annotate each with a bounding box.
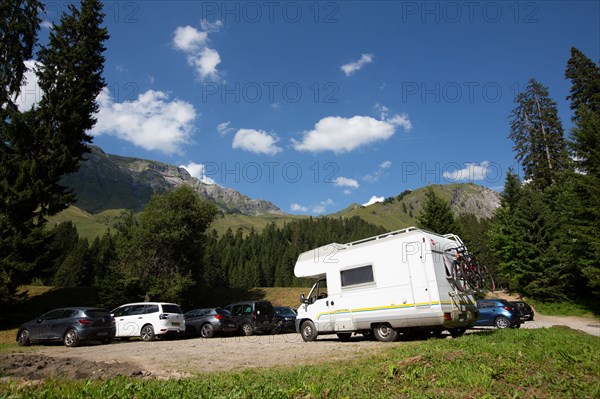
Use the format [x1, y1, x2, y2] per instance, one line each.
[224, 300, 275, 336]
[111, 302, 185, 341]
[475, 299, 522, 329]
[184, 308, 236, 338]
[16, 307, 115, 347]
[273, 306, 297, 333]
[510, 301, 534, 321]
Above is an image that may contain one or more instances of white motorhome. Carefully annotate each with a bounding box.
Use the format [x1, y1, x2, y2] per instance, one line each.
[294, 227, 479, 342]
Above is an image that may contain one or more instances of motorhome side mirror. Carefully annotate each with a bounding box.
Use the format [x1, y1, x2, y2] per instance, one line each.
[300, 294, 306, 304]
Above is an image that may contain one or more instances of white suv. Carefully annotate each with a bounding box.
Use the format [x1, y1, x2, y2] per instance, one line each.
[111, 302, 185, 341]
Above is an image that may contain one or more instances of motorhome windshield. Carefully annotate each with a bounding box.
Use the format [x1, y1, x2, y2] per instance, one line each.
[307, 279, 328, 304]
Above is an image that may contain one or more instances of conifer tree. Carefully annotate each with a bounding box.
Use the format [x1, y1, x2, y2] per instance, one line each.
[416, 188, 460, 235]
[509, 78, 569, 190]
[0, 0, 108, 305]
[565, 47, 600, 120]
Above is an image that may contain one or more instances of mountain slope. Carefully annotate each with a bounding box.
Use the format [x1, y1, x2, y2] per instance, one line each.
[337, 183, 500, 231]
[61, 146, 282, 216]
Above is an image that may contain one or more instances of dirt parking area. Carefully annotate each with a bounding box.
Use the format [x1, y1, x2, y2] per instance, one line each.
[1, 315, 598, 381]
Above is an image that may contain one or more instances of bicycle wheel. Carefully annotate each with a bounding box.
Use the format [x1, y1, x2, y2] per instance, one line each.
[479, 264, 496, 292]
[451, 261, 467, 292]
[459, 259, 478, 291]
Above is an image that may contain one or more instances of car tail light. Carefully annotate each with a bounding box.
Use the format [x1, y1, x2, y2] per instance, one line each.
[78, 319, 93, 325]
[159, 313, 170, 320]
[444, 313, 452, 321]
[215, 314, 225, 320]
[502, 306, 513, 311]
[252, 311, 257, 321]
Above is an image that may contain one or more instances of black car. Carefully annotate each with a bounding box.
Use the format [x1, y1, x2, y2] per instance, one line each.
[510, 301, 534, 321]
[273, 306, 297, 333]
[16, 307, 115, 347]
[184, 308, 236, 338]
[224, 300, 275, 336]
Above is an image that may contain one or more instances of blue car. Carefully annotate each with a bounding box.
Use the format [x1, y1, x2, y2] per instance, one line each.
[475, 299, 522, 329]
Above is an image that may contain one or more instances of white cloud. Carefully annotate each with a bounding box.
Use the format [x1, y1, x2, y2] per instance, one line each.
[387, 113, 412, 132]
[292, 115, 399, 154]
[291, 203, 308, 212]
[341, 53, 374, 76]
[334, 177, 359, 189]
[374, 104, 412, 132]
[180, 162, 216, 185]
[92, 88, 196, 155]
[364, 160, 393, 183]
[200, 19, 224, 32]
[291, 199, 333, 214]
[363, 195, 384, 206]
[443, 161, 492, 181]
[40, 20, 52, 29]
[173, 21, 222, 80]
[173, 25, 208, 52]
[14, 60, 42, 112]
[232, 128, 282, 155]
[191, 47, 221, 79]
[217, 121, 234, 135]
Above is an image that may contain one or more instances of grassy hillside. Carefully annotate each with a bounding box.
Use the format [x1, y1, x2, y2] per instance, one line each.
[46, 206, 109, 241]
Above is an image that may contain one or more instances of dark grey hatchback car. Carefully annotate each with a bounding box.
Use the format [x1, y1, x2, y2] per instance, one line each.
[184, 308, 236, 338]
[224, 301, 275, 336]
[17, 307, 115, 347]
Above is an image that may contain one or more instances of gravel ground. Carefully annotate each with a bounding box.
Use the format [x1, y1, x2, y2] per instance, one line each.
[1, 314, 598, 381]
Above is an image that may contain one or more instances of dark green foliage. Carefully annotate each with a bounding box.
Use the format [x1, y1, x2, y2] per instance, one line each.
[509, 78, 570, 190]
[0, 0, 108, 306]
[112, 185, 218, 302]
[565, 47, 600, 120]
[416, 188, 461, 235]
[53, 238, 91, 287]
[0, 0, 40, 110]
[204, 216, 386, 290]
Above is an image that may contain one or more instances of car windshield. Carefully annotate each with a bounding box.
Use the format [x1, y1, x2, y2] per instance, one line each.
[275, 307, 295, 316]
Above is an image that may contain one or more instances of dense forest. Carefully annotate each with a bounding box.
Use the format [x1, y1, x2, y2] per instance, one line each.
[1, 0, 598, 311]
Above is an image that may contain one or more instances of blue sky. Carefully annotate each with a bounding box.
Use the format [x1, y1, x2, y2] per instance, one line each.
[22, 1, 600, 214]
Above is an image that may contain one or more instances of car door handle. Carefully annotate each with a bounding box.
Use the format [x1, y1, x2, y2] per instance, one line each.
[138, 317, 143, 319]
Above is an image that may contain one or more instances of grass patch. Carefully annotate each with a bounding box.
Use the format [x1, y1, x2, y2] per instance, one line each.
[1, 328, 598, 398]
[526, 299, 600, 319]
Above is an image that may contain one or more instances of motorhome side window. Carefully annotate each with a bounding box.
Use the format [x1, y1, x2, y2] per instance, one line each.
[341, 265, 374, 287]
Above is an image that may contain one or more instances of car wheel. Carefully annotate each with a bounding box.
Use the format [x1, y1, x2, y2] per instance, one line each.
[241, 323, 253, 336]
[301, 320, 318, 342]
[64, 329, 80, 347]
[373, 323, 398, 342]
[200, 323, 215, 338]
[494, 316, 510, 329]
[17, 329, 31, 346]
[337, 332, 352, 342]
[449, 328, 466, 338]
[141, 324, 155, 341]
